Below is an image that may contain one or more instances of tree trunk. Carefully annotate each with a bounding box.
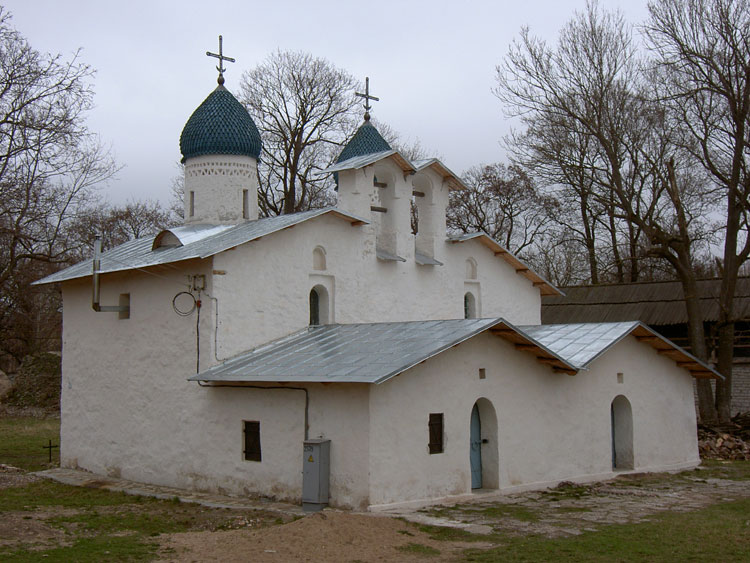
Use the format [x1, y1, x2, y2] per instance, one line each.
[579, 190, 599, 284]
[715, 322, 734, 421]
[608, 209, 624, 282]
[684, 277, 718, 423]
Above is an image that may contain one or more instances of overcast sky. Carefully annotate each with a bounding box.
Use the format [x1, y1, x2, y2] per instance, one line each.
[6, 0, 650, 206]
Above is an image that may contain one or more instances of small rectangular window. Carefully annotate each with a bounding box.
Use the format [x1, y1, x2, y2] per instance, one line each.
[118, 293, 130, 320]
[428, 413, 444, 454]
[242, 189, 249, 219]
[243, 421, 261, 461]
[189, 191, 195, 217]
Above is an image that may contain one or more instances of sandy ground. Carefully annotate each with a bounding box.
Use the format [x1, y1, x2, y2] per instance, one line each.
[155, 467, 750, 562]
[158, 511, 483, 562]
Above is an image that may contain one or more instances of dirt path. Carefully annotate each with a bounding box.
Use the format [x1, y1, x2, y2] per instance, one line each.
[159, 511, 483, 562]
[157, 465, 750, 562]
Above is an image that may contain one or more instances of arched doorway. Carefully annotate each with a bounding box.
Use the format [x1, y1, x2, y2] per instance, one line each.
[611, 395, 634, 470]
[470, 398, 499, 490]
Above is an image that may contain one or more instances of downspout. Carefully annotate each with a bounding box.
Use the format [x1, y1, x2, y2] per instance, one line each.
[91, 235, 130, 315]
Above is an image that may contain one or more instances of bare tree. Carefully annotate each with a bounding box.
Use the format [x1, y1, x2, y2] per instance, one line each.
[496, 1, 724, 420]
[0, 8, 117, 368]
[497, 3, 651, 284]
[239, 51, 360, 216]
[645, 0, 750, 421]
[69, 199, 176, 255]
[447, 163, 556, 257]
[507, 116, 608, 283]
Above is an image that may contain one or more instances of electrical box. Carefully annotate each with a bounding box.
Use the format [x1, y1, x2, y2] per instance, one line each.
[302, 439, 330, 512]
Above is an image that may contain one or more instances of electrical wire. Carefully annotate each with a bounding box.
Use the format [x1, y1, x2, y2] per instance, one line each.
[195, 292, 202, 374]
[195, 382, 309, 440]
[172, 291, 196, 316]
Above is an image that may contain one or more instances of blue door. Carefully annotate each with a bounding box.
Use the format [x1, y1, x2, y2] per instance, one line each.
[470, 403, 482, 489]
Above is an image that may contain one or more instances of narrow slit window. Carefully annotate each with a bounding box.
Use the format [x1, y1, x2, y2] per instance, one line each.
[428, 413, 444, 454]
[309, 288, 320, 326]
[189, 191, 195, 217]
[242, 189, 249, 219]
[464, 292, 476, 319]
[243, 421, 261, 462]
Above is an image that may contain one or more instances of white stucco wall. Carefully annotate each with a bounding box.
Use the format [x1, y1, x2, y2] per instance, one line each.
[184, 154, 259, 224]
[60, 265, 372, 508]
[211, 213, 540, 359]
[60, 253, 697, 510]
[367, 332, 699, 509]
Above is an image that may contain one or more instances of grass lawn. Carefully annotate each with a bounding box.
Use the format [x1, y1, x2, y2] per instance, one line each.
[458, 498, 750, 562]
[0, 416, 288, 561]
[2, 416, 749, 562]
[0, 416, 60, 470]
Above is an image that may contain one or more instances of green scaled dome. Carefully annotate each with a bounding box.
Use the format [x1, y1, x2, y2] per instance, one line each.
[180, 85, 262, 163]
[336, 120, 391, 163]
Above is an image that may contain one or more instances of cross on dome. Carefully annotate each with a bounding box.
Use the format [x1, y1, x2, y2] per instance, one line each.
[355, 77, 380, 121]
[206, 35, 236, 86]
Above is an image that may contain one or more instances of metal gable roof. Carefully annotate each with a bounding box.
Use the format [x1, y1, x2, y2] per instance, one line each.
[189, 319, 720, 385]
[521, 322, 641, 368]
[188, 318, 583, 385]
[521, 321, 721, 379]
[189, 319, 508, 385]
[34, 208, 368, 286]
[321, 150, 412, 174]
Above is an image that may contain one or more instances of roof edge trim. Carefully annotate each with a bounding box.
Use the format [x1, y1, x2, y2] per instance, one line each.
[448, 233, 562, 296]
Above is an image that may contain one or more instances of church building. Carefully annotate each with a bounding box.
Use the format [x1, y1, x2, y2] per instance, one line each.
[36, 47, 719, 511]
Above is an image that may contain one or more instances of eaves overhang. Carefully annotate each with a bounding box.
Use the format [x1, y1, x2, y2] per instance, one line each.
[448, 233, 562, 296]
[33, 208, 369, 286]
[188, 318, 579, 385]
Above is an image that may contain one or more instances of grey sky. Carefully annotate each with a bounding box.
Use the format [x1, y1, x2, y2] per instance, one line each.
[6, 0, 649, 206]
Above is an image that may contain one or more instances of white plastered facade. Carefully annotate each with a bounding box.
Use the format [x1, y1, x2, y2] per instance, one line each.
[55, 117, 702, 510]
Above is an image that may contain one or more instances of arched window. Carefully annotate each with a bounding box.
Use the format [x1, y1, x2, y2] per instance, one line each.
[309, 288, 320, 325]
[464, 292, 477, 319]
[466, 258, 477, 280]
[313, 246, 326, 271]
[309, 285, 330, 326]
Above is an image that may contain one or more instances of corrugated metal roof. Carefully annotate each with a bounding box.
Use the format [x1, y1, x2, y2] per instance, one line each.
[189, 318, 508, 384]
[521, 322, 639, 368]
[189, 318, 720, 384]
[34, 208, 368, 285]
[412, 158, 468, 190]
[322, 150, 399, 173]
[521, 321, 721, 378]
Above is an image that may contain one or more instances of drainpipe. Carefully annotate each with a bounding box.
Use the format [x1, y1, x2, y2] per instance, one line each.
[91, 234, 130, 315]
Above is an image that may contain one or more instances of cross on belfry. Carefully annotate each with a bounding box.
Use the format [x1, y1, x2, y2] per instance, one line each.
[206, 35, 236, 86]
[355, 77, 380, 121]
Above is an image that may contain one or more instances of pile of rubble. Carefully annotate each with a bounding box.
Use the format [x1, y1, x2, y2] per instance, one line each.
[698, 412, 750, 460]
